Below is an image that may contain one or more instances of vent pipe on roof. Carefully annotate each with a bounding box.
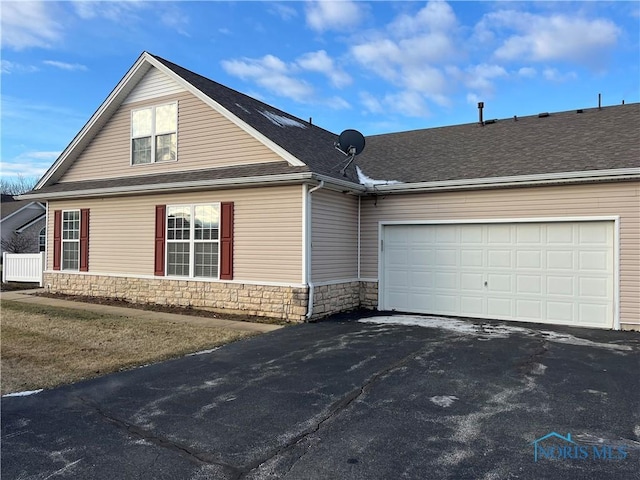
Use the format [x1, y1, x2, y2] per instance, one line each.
[598, 93, 602, 110]
[309, 117, 313, 125]
[478, 102, 484, 125]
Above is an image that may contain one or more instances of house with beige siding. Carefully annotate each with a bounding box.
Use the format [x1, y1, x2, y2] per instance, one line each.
[21, 52, 640, 330]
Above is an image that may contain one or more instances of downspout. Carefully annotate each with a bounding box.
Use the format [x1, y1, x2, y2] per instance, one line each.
[305, 180, 324, 319]
[357, 195, 361, 279]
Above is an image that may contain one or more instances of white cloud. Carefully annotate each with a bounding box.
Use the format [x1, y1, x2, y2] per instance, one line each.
[0, 1, 63, 50]
[1, 152, 60, 178]
[465, 63, 507, 92]
[297, 50, 352, 88]
[43, 60, 88, 72]
[1, 61, 39, 74]
[71, 1, 144, 22]
[483, 10, 620, 64]
[269, 3, 298, 21]
[349, 1, 460, 104]
[359, 91, 384, 114]
[160, 6, 190, 37]
[542, 68, 578, 82]
[385, 90, 430, 117]
[305, 0, 365, 32]
[389, 0, 457, 35]
[221, 55, 314, 103]
[518, 67, 537, 78]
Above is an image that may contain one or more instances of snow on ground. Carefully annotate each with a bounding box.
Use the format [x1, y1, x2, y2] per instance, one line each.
[430, 395, 459, 407]
[356, 166, 402, 187]
[3, 389, 44, 398]
[186, 347, 220, 357]
[359, 315, 633, 351]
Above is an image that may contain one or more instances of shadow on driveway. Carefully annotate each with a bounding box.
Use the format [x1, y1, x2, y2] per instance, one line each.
[2, 313, 639, 479]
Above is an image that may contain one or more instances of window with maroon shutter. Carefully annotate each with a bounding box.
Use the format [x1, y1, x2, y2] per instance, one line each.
[53, 210, 62, 270]
[155, 205, 166, 276]
[220, 202, 234, 280]
[80, 209, 90, 272]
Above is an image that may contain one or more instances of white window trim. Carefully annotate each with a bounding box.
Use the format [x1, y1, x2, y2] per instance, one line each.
[39, 227, 46, 252]
[61, 209, 80, 271]
[165, 203, 221, 279]
[130, 101, 178, 166]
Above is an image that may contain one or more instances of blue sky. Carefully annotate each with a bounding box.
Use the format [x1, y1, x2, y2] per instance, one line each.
[1, 1, 639, 182]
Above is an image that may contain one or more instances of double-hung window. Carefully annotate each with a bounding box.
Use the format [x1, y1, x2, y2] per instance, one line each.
[131, 102, 177, 165]
[166, 204, 220, 278]
[62, 210, 80, 270]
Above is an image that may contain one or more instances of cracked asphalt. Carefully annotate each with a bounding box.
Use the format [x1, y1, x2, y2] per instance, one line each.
[2, 313, 639, 480]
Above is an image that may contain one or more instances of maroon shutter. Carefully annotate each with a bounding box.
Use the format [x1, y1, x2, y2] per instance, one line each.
[220, 202, 234, 280]
[80, 209, 90, 272]
[53, 210, 62, 270]
[154, 205, 166, 276]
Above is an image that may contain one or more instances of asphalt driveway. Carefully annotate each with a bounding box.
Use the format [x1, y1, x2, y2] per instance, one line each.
[2, 313, 639, 479]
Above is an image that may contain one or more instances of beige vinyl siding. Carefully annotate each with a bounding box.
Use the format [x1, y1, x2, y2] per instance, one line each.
[311, 190, 358, 283]
[60, 92, 282, 183]
[122, 66, 185, 104]
[360, 181, 640, 328]
[46, 185, 303, 283]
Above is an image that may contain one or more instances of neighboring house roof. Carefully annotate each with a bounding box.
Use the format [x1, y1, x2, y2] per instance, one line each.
[15, 213, 46, 233]
[356, 103, 640, 185]
[0, 197, 45, 223]
[21, 52, 640, 200]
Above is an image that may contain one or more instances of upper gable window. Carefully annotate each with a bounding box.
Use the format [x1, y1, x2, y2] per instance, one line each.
[131, 102, 177, 165]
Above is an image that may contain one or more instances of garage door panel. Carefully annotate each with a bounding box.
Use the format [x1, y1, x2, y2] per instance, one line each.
[547, 302, 574, 322]
[579, 251, 609, 271]
[517, 250, 543, 269]
[517, 275, 542, 294]
[488, 250, 511, 268]
[382, 221, 614, 328]
[547, 276, 575, 296]
[461, 273, 483, 291]
[547, 250, 575, 269]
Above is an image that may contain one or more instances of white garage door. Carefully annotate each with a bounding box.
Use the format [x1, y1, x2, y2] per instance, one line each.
[381, 221, 615, 328]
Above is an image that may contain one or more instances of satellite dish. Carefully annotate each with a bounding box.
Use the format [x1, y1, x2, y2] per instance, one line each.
[336, 129, 366, 156]
[335, 129, 365, 175]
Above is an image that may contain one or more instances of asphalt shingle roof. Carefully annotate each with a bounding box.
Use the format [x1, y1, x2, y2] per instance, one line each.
[151, 54, 359, 183]
[355, 103, 640, 183]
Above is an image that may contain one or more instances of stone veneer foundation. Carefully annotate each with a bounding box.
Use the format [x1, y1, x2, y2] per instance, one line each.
[44, 274, 380, 322]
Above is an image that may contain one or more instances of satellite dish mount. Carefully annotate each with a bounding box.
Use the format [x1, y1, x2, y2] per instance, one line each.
[335, 129, 366, 175]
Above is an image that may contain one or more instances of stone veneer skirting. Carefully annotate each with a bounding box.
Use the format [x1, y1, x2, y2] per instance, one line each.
[44, 273, 309, 322]
[44, 273, 380, 322]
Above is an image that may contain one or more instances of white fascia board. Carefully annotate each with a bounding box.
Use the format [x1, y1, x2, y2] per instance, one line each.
[36, 53, 152, 189]
[368, 168, 640, 194]
[21, 172, 364, 201]
[21, 172, 316, 200]
[146, 56, 307, 168]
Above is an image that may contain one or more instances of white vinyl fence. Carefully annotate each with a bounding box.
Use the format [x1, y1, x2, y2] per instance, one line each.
[2, 252, 45, 286]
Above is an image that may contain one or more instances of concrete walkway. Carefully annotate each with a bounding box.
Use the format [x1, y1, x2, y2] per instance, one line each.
[0, 289, 282, 333]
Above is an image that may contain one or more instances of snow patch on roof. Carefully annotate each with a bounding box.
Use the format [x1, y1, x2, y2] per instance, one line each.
[260, 110, 307, 128]
[3, 389, 44, 398]
[235, 103, 251, 114]
[356, 166, 402, 187]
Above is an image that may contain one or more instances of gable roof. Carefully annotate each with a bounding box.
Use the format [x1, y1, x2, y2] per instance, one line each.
[33, 52, 357, 194]
[356, 103, 640, 188]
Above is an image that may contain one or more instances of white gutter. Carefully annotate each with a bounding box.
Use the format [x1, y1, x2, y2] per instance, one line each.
[357, 195, 361, 279]
[305, 180, 325, 319]
[368, 168, 640, 194]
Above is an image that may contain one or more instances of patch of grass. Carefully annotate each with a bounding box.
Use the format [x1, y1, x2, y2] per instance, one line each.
[0, 300, 258, 395]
